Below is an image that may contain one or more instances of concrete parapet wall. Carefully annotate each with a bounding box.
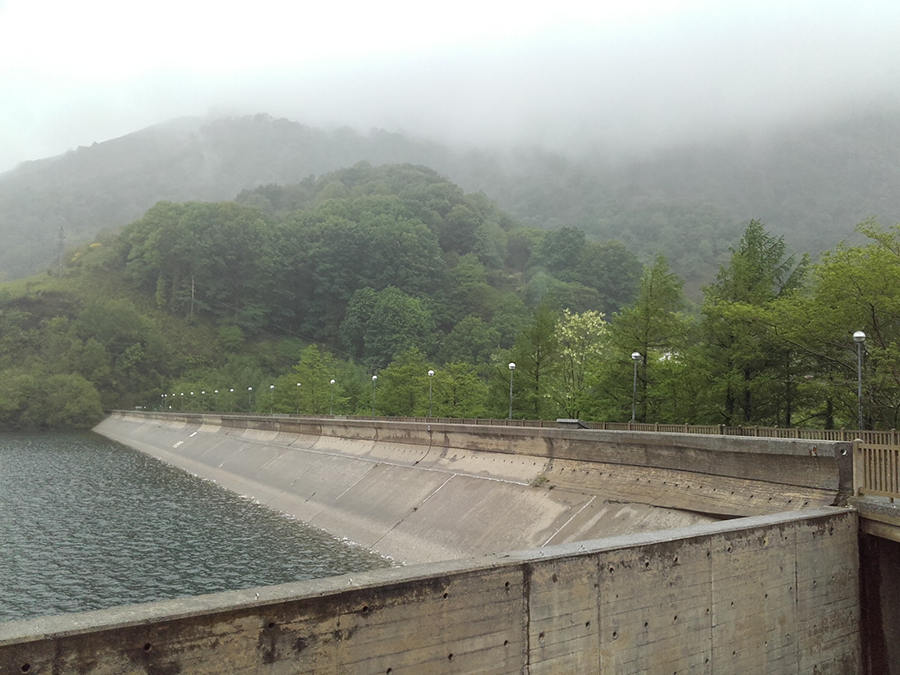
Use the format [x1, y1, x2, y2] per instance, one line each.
[0, 508, 860, 674]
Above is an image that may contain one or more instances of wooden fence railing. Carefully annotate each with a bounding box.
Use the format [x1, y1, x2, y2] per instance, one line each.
[854, 441, 900, 500]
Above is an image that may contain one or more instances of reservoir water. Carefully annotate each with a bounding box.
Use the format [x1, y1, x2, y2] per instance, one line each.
[0, 432, 390, 624]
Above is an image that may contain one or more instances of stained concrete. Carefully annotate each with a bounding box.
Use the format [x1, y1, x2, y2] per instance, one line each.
[94, 414, 720, 563]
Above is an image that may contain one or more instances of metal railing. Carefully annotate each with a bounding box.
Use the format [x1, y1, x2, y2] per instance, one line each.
[137, 408, 900, 443]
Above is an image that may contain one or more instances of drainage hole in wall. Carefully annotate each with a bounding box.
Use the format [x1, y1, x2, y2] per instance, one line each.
[504, 640, 509, 647]
[644, 560, 650, 569]
[448, 653, 454, 661]
[21, 665, 30, 673]
[443, 592, 449, 599]
[644, 621, 649, 628]
[362, 606, 369, 614]
[539, 632, 545, 641]
[386, 669, 392, 674]
[268, 622, 276, 630]
[143, 643, 153, 652]
[504, 581, 511, 591]
[673, 615, 678, 623]
[585, 621, 591, 628]
[551, 574, 558, 583]
[673, 555, 679, 564]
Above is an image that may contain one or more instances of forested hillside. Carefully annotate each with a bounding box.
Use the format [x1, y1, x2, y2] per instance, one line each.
[2, 109, 899, 292]
[3, 164, 900, 434]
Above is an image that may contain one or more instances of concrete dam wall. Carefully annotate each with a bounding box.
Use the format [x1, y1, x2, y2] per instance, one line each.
[0, 413, 862, 673]
[90, 412, 851, 563]
[0, 508, 860, 674]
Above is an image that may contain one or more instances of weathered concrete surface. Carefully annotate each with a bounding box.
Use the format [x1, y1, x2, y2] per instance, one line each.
[0, 508, 860, 674]
[93, 413, 719, 564]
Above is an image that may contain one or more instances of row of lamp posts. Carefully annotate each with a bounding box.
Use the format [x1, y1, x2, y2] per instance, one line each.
[628, 332, 869, 429]
[160, 333, 869, 427]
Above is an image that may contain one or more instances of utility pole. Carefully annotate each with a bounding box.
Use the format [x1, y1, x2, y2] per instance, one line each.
[57, 225, 66, 278]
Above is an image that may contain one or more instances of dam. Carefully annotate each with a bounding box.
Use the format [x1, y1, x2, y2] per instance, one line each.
[0, 411, 893, 673]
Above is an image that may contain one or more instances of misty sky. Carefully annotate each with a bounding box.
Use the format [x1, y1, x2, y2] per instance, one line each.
[1, 0, 899, 173]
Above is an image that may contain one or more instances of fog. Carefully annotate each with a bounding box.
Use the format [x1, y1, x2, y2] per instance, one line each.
[1, 0, 899, 172]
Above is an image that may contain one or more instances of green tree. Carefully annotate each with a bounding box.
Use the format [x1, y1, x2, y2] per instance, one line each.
[376, 348, 430, 417]
[505, 302, 560, 419]
[430, 363, 488, 418]
[341, 287, 435, 369]
[278, 345, 339, 414]
[701, 220, 808, 425]
[555, 309, 608, 418]
[608, 255, 690, 422]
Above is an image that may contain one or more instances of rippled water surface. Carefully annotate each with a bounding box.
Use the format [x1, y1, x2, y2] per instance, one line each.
[0, 432, 390, 623]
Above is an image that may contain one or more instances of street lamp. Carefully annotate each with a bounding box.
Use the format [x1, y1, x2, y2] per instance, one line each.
[854, 331, 866, 431]
[330, 379, 336, 416]
[372, 375, 378, 417]
[229, 388, 234, 412]
[190, 391, 194, 412]
[631, 351, 641, 423]
[508, 362, 516, 420]
[269, 384, 275, 414]
[295, 383, 302, 414]
[213, 390, 218, 410]
[201, 390, 205, 411]
[180, 393, 184, 411]
[428, 369, 435, 418]
[247, 386, 253, 411]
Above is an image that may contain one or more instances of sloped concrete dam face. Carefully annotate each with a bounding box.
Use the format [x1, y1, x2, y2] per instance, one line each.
[0, 414, 861, 673]
[91, 414, 730, 564]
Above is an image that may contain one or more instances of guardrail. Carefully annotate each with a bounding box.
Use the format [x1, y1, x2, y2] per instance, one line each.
[854, 440, 900, 501]
[135, 409, 900, 443]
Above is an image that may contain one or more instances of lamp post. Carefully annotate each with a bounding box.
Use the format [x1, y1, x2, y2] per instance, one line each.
[295, 383, 302, 414]
[247, 386, 253, 411]
[631, 351, 641, 423]
[372, 375, 378, 417]
[229, 388, 234, 412]
[190, 391, 194, 412]
[508, 362, 516, 420]
[330, 379, 336, 416]
[180, 393, 184, 411]
[200, 390, 205, 411]
[428, 369, 435, 418]
[854, 331, 866, 431]
[213, 390, 218, 411]
[269, 384, 275, 414]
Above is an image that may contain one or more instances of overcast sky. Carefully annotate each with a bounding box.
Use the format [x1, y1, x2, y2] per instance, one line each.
[1, 0, 899, 173]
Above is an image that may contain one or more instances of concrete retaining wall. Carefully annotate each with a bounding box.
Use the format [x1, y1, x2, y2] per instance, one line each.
[93, 413, 720, 564]
[92, 412, 851, 564]
[0, 508, 860, 674]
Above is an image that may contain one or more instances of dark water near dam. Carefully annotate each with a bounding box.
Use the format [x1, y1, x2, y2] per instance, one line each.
[0, 432, 390, 624]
